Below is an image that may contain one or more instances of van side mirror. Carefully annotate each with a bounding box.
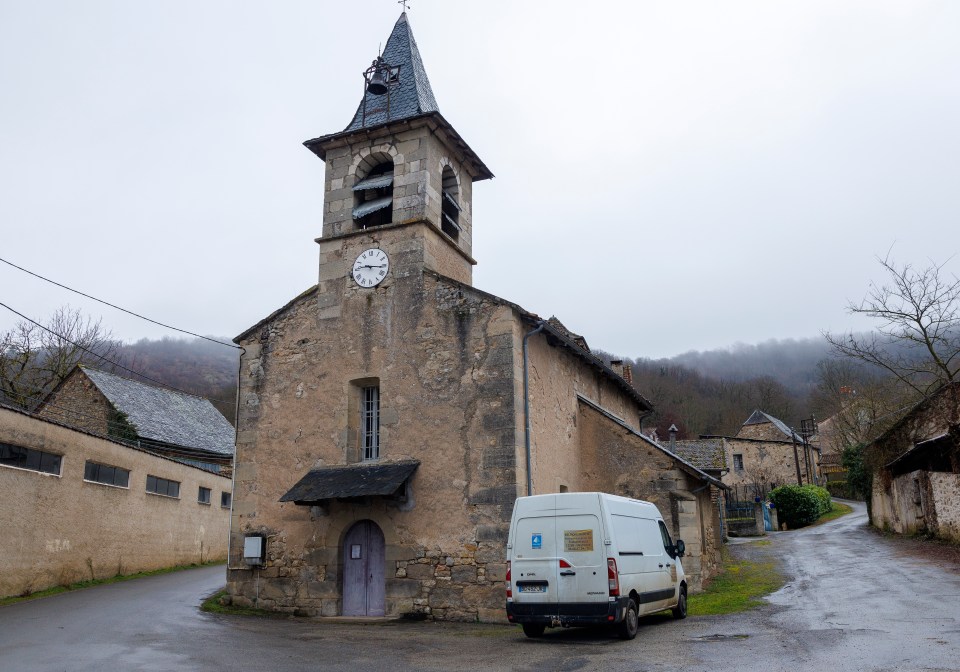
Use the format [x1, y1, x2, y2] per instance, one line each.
[674, 539, 685, 558]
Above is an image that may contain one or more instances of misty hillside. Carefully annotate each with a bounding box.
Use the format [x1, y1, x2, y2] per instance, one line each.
[663, 338, 831, 394]
[109, 335, 838, 437]
[114, 337, 239, 423]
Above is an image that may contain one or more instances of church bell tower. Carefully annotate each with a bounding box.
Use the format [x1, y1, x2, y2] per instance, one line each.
[304, 12, 492, 296]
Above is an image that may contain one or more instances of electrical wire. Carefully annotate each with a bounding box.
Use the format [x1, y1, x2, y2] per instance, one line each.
[0, 255, 241, 349]
[0, 301, 235, 405]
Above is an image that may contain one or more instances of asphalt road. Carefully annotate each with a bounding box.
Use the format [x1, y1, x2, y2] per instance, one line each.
[2, 501, 959, 671]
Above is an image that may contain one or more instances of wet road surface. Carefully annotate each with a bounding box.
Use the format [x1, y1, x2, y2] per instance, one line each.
[2, 500, 958, 671]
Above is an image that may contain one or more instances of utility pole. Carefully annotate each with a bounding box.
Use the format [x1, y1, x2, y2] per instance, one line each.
[791, 432, 803, 485]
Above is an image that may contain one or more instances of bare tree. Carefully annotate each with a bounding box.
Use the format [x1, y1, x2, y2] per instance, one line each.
[826, 255, 960, 398]
[811, 358, 914, 452]
[0, 306, 120, 409]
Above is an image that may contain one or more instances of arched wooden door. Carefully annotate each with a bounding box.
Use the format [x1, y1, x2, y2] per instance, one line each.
[342, 520, 386, 616]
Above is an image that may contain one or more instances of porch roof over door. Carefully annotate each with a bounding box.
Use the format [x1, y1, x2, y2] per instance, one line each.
[279, 459, 420, 504]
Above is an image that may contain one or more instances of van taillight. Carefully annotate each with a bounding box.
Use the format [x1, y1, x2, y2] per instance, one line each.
[607, 558, 620, 597]
[506, 561, 512, 598]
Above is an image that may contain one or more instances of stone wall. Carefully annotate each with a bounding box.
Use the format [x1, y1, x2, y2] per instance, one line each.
[872, 470, 960, 543]
[319, 122, 475, 284]
[576, 402, 721, 591]
[928, 472, 960, 542]
[723, 438, 815, 489]
[37, 370, 111, 436]
[0, 407, 230, 598]
[227, 272, 521, 621]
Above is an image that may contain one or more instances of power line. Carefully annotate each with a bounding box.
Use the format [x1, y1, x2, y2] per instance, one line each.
[0, 301, 235, 405]
[0, 255, 240, 349]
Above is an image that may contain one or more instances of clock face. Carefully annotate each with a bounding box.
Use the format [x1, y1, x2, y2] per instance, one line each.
[352, 248, 390, 288]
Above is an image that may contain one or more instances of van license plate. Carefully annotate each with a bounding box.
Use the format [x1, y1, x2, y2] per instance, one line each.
[518, 584, 546, 593]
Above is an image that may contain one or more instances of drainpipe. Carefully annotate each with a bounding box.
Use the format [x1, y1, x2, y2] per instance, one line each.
[227, 347, 245, 571]
[523, 321, 546, 496]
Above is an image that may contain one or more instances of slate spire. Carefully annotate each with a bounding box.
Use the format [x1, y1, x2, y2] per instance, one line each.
[344, 12, 440, 132]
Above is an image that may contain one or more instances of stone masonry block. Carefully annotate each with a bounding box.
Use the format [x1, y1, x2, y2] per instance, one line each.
[386, 579, 423, 598]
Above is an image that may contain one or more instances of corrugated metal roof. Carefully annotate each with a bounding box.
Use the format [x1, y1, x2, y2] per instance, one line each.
[81, 367, 234, 456]
[280, 460, 420, 503]
[352, 173, 394, 191]
[352, 196, 392, 219]
[344, 13, 439, 132]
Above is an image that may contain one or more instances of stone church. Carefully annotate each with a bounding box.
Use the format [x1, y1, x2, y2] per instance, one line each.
[225, 12, 724, 622]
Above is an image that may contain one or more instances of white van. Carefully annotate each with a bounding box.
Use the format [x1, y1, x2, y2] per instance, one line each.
[505, 492, 687, 639]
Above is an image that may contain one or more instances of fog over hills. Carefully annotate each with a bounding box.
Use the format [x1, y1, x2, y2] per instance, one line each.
[109, 334, 838, 437]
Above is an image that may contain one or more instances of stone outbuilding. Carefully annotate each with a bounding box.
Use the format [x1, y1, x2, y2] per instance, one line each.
[705, 410, 820, 494]
[865, 382, 960, 541]
[37, 365, 235, 475]
[225, 12, 725, 622]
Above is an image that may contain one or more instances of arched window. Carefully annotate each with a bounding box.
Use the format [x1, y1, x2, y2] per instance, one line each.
[353, 156, 394, 228]
[440, 165, 460, 239]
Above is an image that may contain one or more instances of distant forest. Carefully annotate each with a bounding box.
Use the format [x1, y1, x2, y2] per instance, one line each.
[599, 338, 834, 440]
[113, 335, 838, 437]
[112, 337, 240, 424]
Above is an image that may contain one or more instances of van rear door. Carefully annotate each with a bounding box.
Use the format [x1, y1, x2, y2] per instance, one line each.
[512, 511, 559, 614]
[554, 513, 607, 606]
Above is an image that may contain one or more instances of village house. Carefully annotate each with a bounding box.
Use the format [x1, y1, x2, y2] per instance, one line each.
[0, 403, 231, 599]
[37, 365, 235, 475]
[224, 12, 725, 622]
[865, 382, 960, 542]
[703, 410, 820, 495]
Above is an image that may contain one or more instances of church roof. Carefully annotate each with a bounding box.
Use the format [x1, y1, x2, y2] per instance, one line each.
[303, 14, 493, 181]
[76, 366, 235, 457]
[343, 12, 439, 132]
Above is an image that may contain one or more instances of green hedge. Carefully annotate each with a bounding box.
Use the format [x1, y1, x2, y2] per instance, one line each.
[769, 485, 832, 529]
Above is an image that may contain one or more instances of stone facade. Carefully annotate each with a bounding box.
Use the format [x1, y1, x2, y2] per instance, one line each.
[0, 406, 230, 598]
[724, 437, 812, 489]
[721, 411, 820, 490]
[37, 370, 112, 436]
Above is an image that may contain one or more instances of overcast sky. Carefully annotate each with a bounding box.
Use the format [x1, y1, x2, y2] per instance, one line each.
[1, 0, 957, 360]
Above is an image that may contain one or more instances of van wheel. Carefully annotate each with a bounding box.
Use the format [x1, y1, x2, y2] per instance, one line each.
[618, 599, 639, 640]
[672, 586, 687, 620]
[522, 623, 546, 638]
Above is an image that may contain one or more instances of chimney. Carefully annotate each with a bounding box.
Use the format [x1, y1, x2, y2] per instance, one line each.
[610, 359, 633, 387]
[668, 424, 678, 451]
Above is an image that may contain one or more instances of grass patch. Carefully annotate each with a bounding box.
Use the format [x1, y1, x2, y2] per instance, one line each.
[200, 589, 281, 617]
[688, 548, 784, 616]
[814, 502, 853, 525]
[0, 561, 223, 607]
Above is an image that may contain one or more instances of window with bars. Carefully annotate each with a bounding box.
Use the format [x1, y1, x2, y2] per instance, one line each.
[733, 454, 744, 472]
[361, 385, 380, 461]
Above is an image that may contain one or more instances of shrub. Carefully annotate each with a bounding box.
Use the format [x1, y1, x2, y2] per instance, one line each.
[801, 484, 832, 516]
[769, 485, 822, 529]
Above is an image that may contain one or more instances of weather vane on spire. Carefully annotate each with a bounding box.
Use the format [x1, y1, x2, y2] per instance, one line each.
[398, 0, 410, 11]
